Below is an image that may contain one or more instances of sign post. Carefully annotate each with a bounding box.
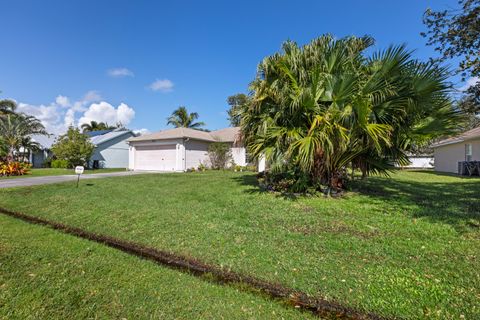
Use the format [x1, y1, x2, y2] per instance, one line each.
[75, 166, 84, 188]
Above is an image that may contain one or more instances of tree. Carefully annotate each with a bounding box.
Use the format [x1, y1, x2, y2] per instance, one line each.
[81, 121, 116, 133]
[0, 113, 47, 161]
[0, 99, 17, 115]
[422, 0, 480, 99]
[51, 127, 95, 168]
[208, 142, 231, 169]
[226, 94, 249, 127]
[167, 106, 205, 129]
[242, 35, 459, 192]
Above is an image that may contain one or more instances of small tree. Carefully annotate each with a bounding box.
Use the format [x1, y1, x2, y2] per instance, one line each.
[227, 94, 249, 127]
[208, 142, 231, 169]
[51, 127, 95, 168]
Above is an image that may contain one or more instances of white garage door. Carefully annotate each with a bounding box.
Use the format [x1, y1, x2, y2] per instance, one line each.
[134, 145, 177, 171]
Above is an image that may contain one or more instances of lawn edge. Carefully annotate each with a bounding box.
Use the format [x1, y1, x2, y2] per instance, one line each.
[0, 206, 394, 320]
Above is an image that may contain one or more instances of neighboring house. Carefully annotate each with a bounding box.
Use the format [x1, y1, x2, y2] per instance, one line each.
[127, 127, 246, 171]
[29, 134, 56, 168]
[87, 129, 136, 168]
[432, 127, 480, 174]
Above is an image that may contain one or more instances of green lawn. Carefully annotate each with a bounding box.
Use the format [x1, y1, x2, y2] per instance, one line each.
[0, 214, 311, 319]
[0, 170, 478, 319]
[0, 167, 125, 179]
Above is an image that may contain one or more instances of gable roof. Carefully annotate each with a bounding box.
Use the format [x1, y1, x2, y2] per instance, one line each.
[128, 127, 241, 144]
[90, 130, 134, 146]
[432, 126, 480, 148]
[30, 134, 56, 149]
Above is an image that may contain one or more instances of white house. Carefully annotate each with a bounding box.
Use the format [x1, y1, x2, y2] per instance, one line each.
[432, 126, 480, 174]
[127, 127, 246, 171]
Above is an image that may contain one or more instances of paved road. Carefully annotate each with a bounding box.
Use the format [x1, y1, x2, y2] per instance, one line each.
[0, 171, 147, 189]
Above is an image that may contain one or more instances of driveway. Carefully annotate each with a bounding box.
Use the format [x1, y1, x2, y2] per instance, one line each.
[0, 171, 148, 189]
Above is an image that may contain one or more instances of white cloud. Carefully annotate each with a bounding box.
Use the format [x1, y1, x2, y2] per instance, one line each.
[108, 68, 134, 78]
[55, 95, 70, 107]
[133, 128, 150, 135]
[16, 91, 136, 135]
[458, 76, 479, 92]
[149, 79, 174, 92]
[78, 101, 135, 127]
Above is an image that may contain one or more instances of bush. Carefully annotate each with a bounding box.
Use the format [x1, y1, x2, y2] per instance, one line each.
[198, 163, 207, 172]
[208, 142, 231, 169]
[51, 127, 95, 168]
[0, 162, 31, 176]
[51, 159, 69, 168]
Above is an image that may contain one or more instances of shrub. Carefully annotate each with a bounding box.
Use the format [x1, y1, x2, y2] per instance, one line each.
[51, 159, 69, 168]
[51, 127, 95, 168]
[208, 142, 231, 169]
[0, 162, 31, 176]
[198, 163, 207, 172]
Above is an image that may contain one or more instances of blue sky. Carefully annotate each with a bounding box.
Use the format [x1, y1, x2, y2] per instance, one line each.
[0, 0, 463, 135]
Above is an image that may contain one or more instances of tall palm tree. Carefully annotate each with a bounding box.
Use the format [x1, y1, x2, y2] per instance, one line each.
[167, 106, 205, 129]
[81, 121, 116, 133]
[0, 113, 47, 161]
[0, 99, 17, 115]
[242, 35, 459, 191]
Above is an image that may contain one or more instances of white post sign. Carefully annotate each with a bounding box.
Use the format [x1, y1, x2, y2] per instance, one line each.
[75, 166, 84, 187]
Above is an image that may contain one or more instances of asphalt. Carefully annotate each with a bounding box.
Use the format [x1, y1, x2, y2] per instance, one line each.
[0, 171, 148, 189]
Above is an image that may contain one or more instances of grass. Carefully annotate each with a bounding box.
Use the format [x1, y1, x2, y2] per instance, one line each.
[0, 170, 478, 319]
[0, 167, 125, 179]
[0, 214, 312, 319]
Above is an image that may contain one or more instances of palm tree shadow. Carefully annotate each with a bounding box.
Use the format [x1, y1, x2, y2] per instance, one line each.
[230, 174, 300, 200]
[350, 173, 480, 233]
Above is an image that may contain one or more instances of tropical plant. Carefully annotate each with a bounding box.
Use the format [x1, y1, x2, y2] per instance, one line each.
[81, 121, 117, 133]
[0, 99, 17, 115]
[0, 113, 47, 161]
[51, 127, 95, 168]
[207, 142, 231, 169]
[0, 161, 31, 176]
[167, 106, 205, 129]
[241, 35, 460, 192]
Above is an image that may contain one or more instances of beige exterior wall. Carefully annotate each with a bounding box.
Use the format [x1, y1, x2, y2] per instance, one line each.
[434, 138, 480, 173]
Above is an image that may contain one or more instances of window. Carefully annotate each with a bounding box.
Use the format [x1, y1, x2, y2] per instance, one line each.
[465, 144, 473, 161]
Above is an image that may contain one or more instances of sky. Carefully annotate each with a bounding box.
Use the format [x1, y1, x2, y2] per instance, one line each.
[0, 0, 467, 135]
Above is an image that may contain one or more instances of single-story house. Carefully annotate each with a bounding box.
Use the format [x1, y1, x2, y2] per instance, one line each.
[27, 129, 134, 168]
[87, 129, 136, 168]
[127, 127, 246, 171]
[432, 126, 480, 174]
[29, 134, 56, 168]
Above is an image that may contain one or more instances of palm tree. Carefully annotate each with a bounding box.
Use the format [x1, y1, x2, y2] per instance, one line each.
[242, 35, 459, 191]
[167, 106, 205, 129]
[0, 113, 47, 161]
[0, 99, 17, 115]
[81, 121, 116, 133]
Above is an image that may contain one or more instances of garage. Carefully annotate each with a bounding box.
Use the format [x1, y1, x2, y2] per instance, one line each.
[134, 145, 177, 171]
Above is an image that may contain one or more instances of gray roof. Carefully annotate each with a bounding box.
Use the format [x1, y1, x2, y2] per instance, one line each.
[90, 130, 133, 146]
[128, 127, 242, 144]
[432, 126, 480, 148]
[30, 134, 56, 149]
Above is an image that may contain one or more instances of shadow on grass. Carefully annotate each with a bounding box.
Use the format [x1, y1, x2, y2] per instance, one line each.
[230, 174, 300, 200]
[351, 173, 480, 233]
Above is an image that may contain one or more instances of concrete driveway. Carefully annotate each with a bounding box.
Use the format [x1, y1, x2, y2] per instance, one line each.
[0, 171, 146, 189]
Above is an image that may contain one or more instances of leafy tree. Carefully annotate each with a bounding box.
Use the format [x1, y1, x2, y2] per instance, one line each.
[51, 127, 95, 168]
[81, 121, 117, 133]
[0, 113, 47, 161]
[207, 142, 231, 169]
[167, 106, 205, 129]
[226, 94, 249, 127]
[422, 0, 480, 99]
[242, 35, 459, 192]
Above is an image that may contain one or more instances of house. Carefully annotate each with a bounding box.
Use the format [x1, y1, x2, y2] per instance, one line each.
[87, 129, 136, 168]
[127, 127, 246, 171]
[29, 134, 56, 168]
[432, 127, 480, 174]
